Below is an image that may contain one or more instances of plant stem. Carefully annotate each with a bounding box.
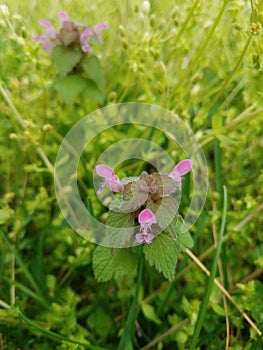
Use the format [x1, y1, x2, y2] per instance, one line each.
[18, 310, 100, 349]
[205, 35, 253, 127]
[189, 186, 228, 349]
[140, 318, 189, 350]
[117, 246, 143, 350]
[169, 0, 228, 102]
[186, 248, 263, 339]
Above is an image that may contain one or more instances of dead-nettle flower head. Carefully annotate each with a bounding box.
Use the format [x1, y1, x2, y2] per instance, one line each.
[96, 159, 192, 244]
[169, 159, 192, 191]
[135, 209, 156, 244]
[33, 11, 108, 52]
[96, 165, 123, 194]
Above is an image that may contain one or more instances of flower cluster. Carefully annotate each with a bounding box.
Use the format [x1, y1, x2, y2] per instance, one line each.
[96, 160, 192, 244]
[33, 11, 108, 53]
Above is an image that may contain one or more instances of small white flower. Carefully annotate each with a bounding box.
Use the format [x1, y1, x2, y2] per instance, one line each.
[0, 4, 9, 17]
[141, 0, 150, 14]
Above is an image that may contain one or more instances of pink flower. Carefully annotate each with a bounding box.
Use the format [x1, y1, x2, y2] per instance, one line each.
[80, 28, 93, 52]
[96, 165, 123, 194]
[58, 11, 69, 24]
[169, 159, 192, 190]
[34, 12, 108, 53]
[33, 20, 58, 51]
[93, 22, 108, 39]
[80, 23, 108, 52]
[135, 209, 156, 244]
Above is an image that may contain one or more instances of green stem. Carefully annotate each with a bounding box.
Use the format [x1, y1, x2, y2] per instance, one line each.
[208, 35, 252, 116]
[0, 229, 50, 308]
[214, 140, 228, 289]
[18, 309, 105, 349]
[214, 141, 223, 209]
[117, 246, 143, 350]
[169, 0, 228, 102]
[190, 186, 228, 349]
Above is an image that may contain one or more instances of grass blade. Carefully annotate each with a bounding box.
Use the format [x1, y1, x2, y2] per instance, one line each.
[189, 186, 228, 349]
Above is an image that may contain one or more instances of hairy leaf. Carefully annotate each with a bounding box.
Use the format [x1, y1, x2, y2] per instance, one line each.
[105, 210, 135, 247]
[54, 75, 105, 103]
[93, 246, 137, 282]
[147, 196, 179, 232]
[81, 55, 106, 91]
[143, 234, 180, 281]
[0, 209, 10, 224]
[51, 46, 82, 76]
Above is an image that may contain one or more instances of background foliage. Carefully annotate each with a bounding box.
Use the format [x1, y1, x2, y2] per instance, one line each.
[0, 0, 263, 349]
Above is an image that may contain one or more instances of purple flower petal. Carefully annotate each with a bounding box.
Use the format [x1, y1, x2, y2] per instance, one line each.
[138, 209, 156, 225]
[93, 22, 108, 33]
[38, 20, 57, 40]
[39, 19, 53, 29]
[93, 23, 108, 40]
[80, 28, 93, 52]
[135, 232, 154, 244]
[169, 159, 192, 190]
[33, 35, 54, 51]
[135, 233, 145, 243]
[96, 164, 123, 194]
[58, 11, 69, 24]
[175, 159, 192, 175]
[138, 209, 156, 240]
[144, 233, 154, 244]
[33, 35, 44, 42]
[96, 164, 114, 179]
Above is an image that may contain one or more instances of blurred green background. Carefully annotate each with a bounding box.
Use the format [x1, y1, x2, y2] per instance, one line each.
[0, 1, 263, 349]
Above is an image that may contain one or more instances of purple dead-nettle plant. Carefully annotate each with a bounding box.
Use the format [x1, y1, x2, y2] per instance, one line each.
[96, 160, 192, 245]
[33, 11, 108, 103]
[33, 11, 108, 53]
[135, 209, 156, 244]
[95, 165, 123, 194]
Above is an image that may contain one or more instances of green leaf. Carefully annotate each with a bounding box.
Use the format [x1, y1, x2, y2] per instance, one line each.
[147, 196, 179, 232]
[105, 210, 135, 247]
[179, 232, 194, 251]
[143, 234, 180, 281]
[141, 303, 161, 325]
[210, 301, 227, 317]
[54, 75, 105, 103]
[82, 78, 105, 104]
[81, 55, 106, 91]
[211, 113, 223, 135]
[216, 134, 239, 145]
[93, 246, 137, 282]
[175, 216, 194, 251]
[0, 209, 10, 224]
[51, 46, 82, 76]
[54, 75, 88, 103]
[87, 308, 112, 339]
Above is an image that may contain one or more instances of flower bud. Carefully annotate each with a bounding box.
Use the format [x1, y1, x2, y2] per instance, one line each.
[157, 61, 166, 75]
[134, 4, 140, 13]
[232, 22, 243, 31]
[121, 38, 129, 49]
[43, 124, 53, 131]
[142, 1, 150, 14]
[107, 91, 117, 102]
[250, 22, 261, 36]
[0, 4, 9, 17]
[9, 133, 17, 140]
[191, 72, 202, 85]
[119, 24, 126, 37]
[150, 14, 156, 27]
[157, 81, 164, 94]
